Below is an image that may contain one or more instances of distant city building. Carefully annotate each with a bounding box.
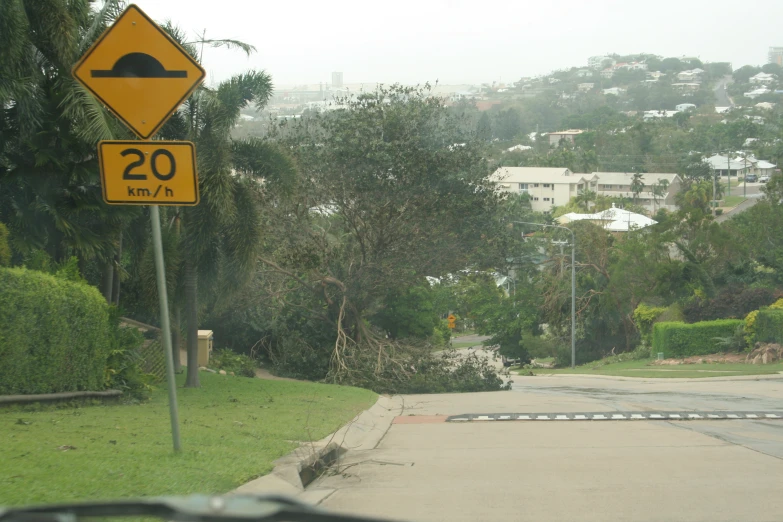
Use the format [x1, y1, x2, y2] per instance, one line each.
[750, 72, 777, 85]
[675, 103, 696, 111]
[489, 167, 597, 212]
[331, 71, 343, 88]
[643, 110, 680, 120]
[548, 129, 584, 146]
[744, 87, 771, 99]
[769, 47, 783, 66]
[593, 172, 682, 213]
[588, 55, 615, 70]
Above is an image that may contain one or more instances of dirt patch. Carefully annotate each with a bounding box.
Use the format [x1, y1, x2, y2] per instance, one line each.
[651, 353, 746, 365]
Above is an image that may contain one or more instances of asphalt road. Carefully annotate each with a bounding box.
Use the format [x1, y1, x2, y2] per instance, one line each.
[316, 374, 783, 522]
[713, 75, 734, 107]
[716, 181, 765, 223]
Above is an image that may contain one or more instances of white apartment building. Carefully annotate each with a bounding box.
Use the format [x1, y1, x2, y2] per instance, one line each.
[593, 172, 682, 213]
[490, 167, 598, 212]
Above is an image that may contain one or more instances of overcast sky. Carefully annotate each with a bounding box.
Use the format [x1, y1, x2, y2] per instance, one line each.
[141, 0, 783, 87]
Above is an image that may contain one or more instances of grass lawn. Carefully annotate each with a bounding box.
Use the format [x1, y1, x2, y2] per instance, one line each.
[451, 341, 482, 349]
[0, 372, 376, 506]
[721, 195, 747, 207]
[527, 358, 783, 379]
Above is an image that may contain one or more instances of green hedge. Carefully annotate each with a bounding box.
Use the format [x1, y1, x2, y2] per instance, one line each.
[652, 319, 744, 358]
[0, 267, 112, 394]
[755, 308, 783, 344]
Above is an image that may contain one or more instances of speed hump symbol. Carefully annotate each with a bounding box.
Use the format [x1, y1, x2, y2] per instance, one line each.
[98, 141, 199, 206]
[71, 4, 206, 139]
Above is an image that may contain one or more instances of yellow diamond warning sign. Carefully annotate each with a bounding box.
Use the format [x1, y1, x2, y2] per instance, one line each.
[72, 4, 205, 139]
[98, 141, 199, 206]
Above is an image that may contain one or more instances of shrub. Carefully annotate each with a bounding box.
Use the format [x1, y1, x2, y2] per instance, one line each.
[633, 304, 667, 345]
[652, 319, 744, 358]
[0, 223, 10, 267]
[430, 319, 452, 347]
[754, 308, 783, 344]
[682, 286, 777, 323]
[104, 309, 149, 399]
[770, 299, 783, 310]
[268, 334, 332, 381]
[0, 267, 113, 394]
[744, 310, 759, 348]
[210, 349, 257, 377]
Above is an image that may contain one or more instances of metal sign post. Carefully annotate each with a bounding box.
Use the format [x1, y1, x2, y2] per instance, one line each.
[149, 205, 181, 451]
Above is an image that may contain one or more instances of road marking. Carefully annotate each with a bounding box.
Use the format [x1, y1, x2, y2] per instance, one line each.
[445, 411, 783, 422]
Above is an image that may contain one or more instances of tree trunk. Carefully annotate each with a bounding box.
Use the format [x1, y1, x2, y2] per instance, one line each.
[173, 306, 183, 373]
[101, 260, 114, 304]
[184, 258, 200, 387]
[112, 232, 122, 306]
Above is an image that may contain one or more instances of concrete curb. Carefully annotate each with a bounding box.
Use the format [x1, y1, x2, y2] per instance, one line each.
[232, 394, 403, 499]
[524, 372, 783, 382]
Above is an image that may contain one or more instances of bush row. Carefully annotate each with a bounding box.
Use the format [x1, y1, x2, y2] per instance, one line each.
[652, 319, 744, 358]
[0, 267, 144, 396]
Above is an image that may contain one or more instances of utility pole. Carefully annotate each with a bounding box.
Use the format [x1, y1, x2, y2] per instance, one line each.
[743, 153, 748, 197]
[712, 166, 718, 217]
[727, 154, 731, 198]
[513, 221, 576, 368]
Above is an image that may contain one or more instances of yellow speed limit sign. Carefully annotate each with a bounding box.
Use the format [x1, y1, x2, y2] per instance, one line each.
[98, 141, 199, 206]
[447, 314, 456, 329]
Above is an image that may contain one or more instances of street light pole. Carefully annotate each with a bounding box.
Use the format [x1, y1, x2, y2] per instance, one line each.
[513, 221, 576, 368]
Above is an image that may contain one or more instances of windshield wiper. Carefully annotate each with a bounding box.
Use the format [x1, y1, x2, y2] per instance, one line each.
[0, 494, 397, 522]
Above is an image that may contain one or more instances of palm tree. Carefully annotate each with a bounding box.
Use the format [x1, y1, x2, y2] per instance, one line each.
[1, 0, 138, 290]
[153, 27, 295, 386]
[630, 173, 645, 203]
[575, 190, 597, 211]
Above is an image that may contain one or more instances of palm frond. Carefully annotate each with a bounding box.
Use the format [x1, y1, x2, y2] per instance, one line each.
[79, 0, 125, 52]
[186, 38, 256, 57]
[231, 138, 297, 194]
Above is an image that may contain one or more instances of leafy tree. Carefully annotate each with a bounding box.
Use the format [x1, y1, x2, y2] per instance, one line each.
[733, 65, 762, 84]
[372, 283, 439, 339]
[494, 108, 522, 140]
[260, 85, 504, 381]
[476, 111, 492, 141]
[659, 57, 687, 73]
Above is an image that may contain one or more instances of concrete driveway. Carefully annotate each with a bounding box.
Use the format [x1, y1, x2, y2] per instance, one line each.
[314, 374, 783, 522]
